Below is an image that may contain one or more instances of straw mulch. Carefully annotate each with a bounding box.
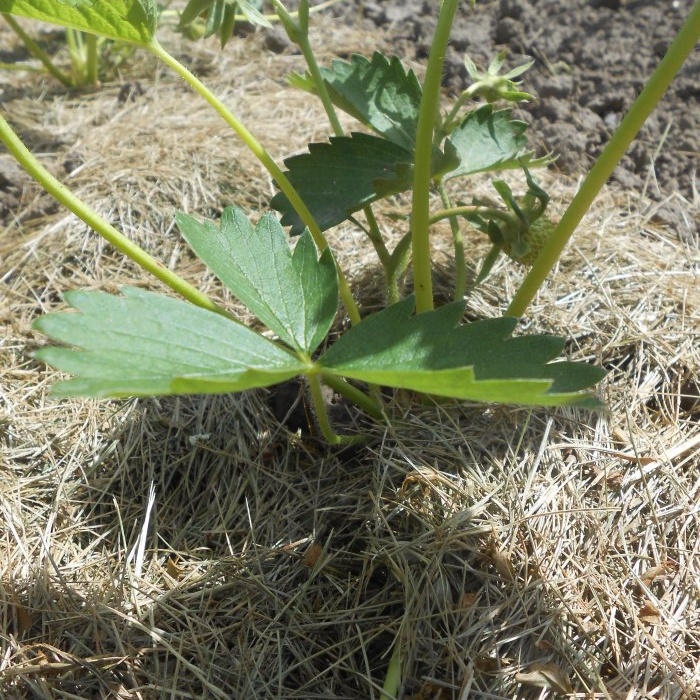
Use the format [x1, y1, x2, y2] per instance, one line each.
[1, 12, 699, 700]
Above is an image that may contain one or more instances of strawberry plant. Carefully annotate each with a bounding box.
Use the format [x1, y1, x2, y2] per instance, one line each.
[0, 0, 697, 445]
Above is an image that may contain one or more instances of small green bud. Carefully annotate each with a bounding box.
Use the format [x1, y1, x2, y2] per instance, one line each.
[463, 51, 535, 104]
[271, 0, 304, 44]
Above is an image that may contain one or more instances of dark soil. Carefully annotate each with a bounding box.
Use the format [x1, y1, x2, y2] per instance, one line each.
[1, 2, 697, 234]
[351, 0, 698, 206]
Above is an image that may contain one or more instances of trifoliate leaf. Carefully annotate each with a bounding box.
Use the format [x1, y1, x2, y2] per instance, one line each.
[33, 287, 308, 397]
[445, 105, 549, 179]
[176, 207, 338, 354]
[319, 296, 605, 407]
[0, 0, 157, 45]
[271, 133, 457, 234]
[289, 52, 422, 151]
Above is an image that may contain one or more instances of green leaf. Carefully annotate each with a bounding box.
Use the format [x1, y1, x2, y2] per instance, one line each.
[319, 297, 606, 407]
[204, 0, 225, 37]
[445, 105, 548, 179]
[217, 3, 236, 47]
[289, 52, 422, 151]
[233, 0, 268, 27]
[0, 0, 157, 45]
[33, 287, 308, 397]
[271, 133, 457, 234]
[176, 207, 338, 354]
[178, 0, 212, 27]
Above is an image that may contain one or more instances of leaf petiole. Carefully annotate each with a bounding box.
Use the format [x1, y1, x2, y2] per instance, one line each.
[411, 0, 460, 313]
[278, 4, 392, 311]
[508, 0, 700, 317]
[147, 38, 362, 326]
[320, 375, 385, 422]
[437, 183, 466, 300]
[429, 206, 515, 226]
[0, 111, 231, 319]
[306, 374, 368, 445]
[2, 13, 72, 86]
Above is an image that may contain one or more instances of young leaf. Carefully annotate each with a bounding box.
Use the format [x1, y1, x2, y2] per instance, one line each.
[179, 0, 269, 46]
[289, 52, 423, 151]
[176, 207, 338, 354]
[33, 287, 308, 397]
[0, 0, 158, 45]
[179, 0, 213, 28]
[318, 296, 605, 408]
[444, 105, 549, 179]
[270, 133, 457, 234]
[204, 0, 225, 38]
[233, 0, 268, 27]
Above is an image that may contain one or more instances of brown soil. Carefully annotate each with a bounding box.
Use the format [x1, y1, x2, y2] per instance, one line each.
[351, 0, 699, 236]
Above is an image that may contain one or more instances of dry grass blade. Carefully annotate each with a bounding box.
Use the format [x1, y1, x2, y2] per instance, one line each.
[1, 10, 699, 700]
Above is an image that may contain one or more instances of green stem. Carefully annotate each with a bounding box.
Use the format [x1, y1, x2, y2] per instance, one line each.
[363, 206, 397, 304]
[430, 205, 513, 225]
[351, 211, 392, 271]
[289, 14, 393, 309]
[3, 14, 72, 87]
[66, 27, 82, 82]
[307, 375, 370, 445]
[147, 38, 362, 326]
[411, 0, 459, 313]
[437, 184, 466, 300]
[0, 112, 232, 319]
[435, 90, 471, 142]
[321, 375, 384, 422]
[507, 0, 700, 318]
[275, 2, 378, 323]
[386, 231, 413, 303]
[380, 637, 402, 700]
[293, 22, 344, 137]
[148, 39, 316, 242]
[307, 374, 344, 444]
[85, 33, 99, 85]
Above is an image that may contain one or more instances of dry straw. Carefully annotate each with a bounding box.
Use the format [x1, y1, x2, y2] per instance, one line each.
[1, 12, 699, 700]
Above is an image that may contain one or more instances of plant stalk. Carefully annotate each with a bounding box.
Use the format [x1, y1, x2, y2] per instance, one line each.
[321, 375, 384, 422]
[411, 0, 460, 313]
[437, 183, 466, 300]
[147, 38, 362, 326]
[507, 0, 700, 318]
[430, 205, 514, 226]
[85, 32, 99, 85]
[435, 89, 471, 143]
[66, 28, 82, 82]
[286, 9, 394, 306]
[287, 2, 345, 138]
[386, 231, 413, 303]
[363, 206, 393, 272]
[380, 637, 402, 700]
[3, 13, 72, 86]
[0, 112, 232, 319]
[306, 374, 342, 444]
